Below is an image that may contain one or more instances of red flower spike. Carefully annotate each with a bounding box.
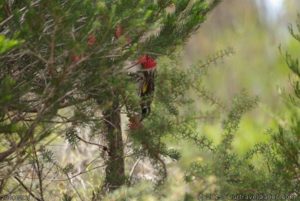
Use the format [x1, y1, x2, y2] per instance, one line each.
[71, 55, 81, 63]
[87, 34, 96, 46]
[115, 25, 123, 39]
[138, 55, 156, 69]
[128, 116, 142, 130]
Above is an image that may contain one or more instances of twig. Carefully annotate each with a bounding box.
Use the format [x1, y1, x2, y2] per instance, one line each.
[32, 144, 45, 201]
[65, 173, 84, 201]
[26, 50, 48, 64]
[52, 153, 135, 182]
[14, 176, 41, 201]
[47, 23, 57, 76]
[128, 158, 141, 184]
[75, 134, 108, 150]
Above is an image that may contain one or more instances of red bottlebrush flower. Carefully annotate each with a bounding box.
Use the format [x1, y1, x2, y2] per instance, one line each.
[71, 55, 81, 63]
[115, 25, 123, 39]
[138, 55, 157, 69]
[128, 116, 142, 130]
[87, 34, 96, 46]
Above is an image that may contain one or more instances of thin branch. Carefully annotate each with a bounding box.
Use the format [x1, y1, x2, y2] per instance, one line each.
[75, 134, 107, 150]
[47, 24, 57, 76]
[65, 173, 84, 201]
[32, 144, 45, 201]
[128, 158, 141, 184]
[14, 176, 41, 201]
[26, 50, 48, 64]
[52, 153, 135, 182]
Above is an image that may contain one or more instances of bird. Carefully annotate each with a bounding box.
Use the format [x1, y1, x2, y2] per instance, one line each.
[114, 25, 157, 122]
[124, 54, 157, 122]
[137, 55, 157, 120]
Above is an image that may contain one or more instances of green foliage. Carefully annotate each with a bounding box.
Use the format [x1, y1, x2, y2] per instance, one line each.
[182, 15, 300, 200]
[143, 0, 220, 54]
[6, 1, 298, 201]
[0, 35, 21, 54]
[163, 148, 181, 161]
[65, 127, 79, 148]
[0, 0, 223, 200]
[219, 91, 258, 156]
[5, 0, 299, 200]
[62, 193, 73, 201]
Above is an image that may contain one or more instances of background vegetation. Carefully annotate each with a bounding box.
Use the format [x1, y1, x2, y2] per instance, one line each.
[0, 0, 300, 200]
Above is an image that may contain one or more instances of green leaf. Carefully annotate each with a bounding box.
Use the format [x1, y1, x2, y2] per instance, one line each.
[0, 35, 22, 54]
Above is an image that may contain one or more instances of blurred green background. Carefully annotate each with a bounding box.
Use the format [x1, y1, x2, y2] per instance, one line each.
[159, 0, 300, 188]
[180, 0, 300, 154]
[148, 2, 300, 199]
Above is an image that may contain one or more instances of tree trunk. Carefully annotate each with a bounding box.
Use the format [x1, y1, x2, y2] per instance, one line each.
[102, 98, 125, 192]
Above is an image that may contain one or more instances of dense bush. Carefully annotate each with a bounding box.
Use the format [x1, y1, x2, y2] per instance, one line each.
[0, 1, 299, 201]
